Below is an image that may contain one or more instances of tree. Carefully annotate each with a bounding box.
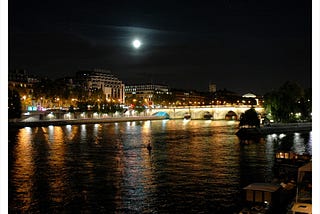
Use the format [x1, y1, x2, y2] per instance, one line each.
[297, 88, 312, 121]
[263, 81, 306, 122]
[134, 101, 145, 115]
[152, 92, 175, 106]
[9, 89, 22, 119]
[239, 107, 260, 128]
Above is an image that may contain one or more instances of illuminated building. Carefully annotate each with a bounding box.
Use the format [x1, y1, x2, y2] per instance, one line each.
[125, 84, 170, 106]
[76, 69, 125, 103]
[8, 69, 39, 94]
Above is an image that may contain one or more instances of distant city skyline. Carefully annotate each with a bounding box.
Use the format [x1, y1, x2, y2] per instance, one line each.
[8, 68, 279, 96]
[9, 0, 311, 95]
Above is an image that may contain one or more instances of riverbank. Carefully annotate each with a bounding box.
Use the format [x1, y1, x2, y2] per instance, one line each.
[8, 116, 167, 128]
[236, 122, 312, 138]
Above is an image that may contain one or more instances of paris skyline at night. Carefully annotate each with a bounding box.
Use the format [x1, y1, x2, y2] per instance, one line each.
[4, 1, 320, 213]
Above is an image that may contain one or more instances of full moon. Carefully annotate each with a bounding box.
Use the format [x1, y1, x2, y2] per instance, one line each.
[132, 39, 141, 48]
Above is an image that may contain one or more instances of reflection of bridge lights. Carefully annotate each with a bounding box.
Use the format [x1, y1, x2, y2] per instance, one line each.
[183, 118, 191, 124]
[66, 125, 72, 131]
[143, 120, 151, 128]
[24, 127, 32, 134]
[205, 120, 212, 124]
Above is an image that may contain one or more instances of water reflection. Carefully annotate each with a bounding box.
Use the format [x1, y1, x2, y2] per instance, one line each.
[9, 121, 312, 213]
[10, 128, 34, 211]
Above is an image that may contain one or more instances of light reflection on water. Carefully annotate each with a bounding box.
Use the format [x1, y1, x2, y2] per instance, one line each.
[9, 120, 312, 213]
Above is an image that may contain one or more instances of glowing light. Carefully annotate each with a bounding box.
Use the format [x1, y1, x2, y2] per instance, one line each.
[66, 125, 72, 132]
[48, 112, 55, 119]
[132, 39, 141, 48]
[279, 133, 286, 139]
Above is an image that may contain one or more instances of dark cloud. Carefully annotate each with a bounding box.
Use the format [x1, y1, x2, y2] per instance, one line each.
[9, 0, 311, 94]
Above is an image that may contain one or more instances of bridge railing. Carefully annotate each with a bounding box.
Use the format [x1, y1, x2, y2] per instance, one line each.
[153, 104, 260, 109]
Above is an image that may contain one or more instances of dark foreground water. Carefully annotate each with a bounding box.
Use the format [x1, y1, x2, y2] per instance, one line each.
[8, 120, 312, 213]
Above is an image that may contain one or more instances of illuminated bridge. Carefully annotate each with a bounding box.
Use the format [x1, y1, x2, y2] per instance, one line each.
[147, 105, 264, 120]
[19, 105, 264, 122]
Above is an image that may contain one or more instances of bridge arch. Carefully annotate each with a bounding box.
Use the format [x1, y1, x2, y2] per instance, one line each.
[225, 111, 238, 120]
[152, 111, 170, 119]
[149, 106, 264, 120]
[192, 110, 213, 119]
[173, 110, 190, 119]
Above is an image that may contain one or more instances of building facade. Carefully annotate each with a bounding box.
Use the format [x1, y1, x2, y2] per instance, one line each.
[8, 69, 39, 94]
[125, 84, 170, 106]
[8, 69, 41, 111]
[76, 69, 125, 103]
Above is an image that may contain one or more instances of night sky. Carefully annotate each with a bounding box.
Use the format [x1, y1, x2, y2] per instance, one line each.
[9, 0, 311, 95]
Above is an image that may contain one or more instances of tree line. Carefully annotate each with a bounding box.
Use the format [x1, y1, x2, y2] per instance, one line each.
[237, 81, 311, 128]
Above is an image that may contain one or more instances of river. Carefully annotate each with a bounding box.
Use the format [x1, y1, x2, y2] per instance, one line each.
[8, 120, 312, 213]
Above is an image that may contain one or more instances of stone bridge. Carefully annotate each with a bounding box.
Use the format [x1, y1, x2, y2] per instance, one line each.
[146, 105, 265, 120]
[20, 105, 265, 121]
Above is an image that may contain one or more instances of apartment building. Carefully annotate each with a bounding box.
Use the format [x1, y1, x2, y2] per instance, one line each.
[76, 69, 125, 103]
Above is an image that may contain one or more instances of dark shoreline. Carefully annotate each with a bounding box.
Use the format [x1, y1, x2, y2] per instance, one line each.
[236, 122, 312, 138]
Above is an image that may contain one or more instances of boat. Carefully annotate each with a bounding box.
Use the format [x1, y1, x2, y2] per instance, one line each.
[239, 182, 295, 213]
[239, 183, 281, 213]
[275, 151, 311, 165]
[236, 127, 262, 140]
[273, 151, 311, 182]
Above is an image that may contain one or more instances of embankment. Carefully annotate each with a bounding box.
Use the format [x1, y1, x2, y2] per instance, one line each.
[236, 122, 312, 138]
[9, 116, 167, 128]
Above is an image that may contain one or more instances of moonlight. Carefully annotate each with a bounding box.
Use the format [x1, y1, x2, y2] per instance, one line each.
[132, 39, 141, 48]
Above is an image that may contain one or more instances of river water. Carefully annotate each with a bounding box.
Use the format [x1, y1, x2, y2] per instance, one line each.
[8, 120, 312, 213]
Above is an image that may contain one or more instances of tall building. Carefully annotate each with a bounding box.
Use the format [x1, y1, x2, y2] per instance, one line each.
[209, 83, 216, 93]
[76, 69, 125, 103]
